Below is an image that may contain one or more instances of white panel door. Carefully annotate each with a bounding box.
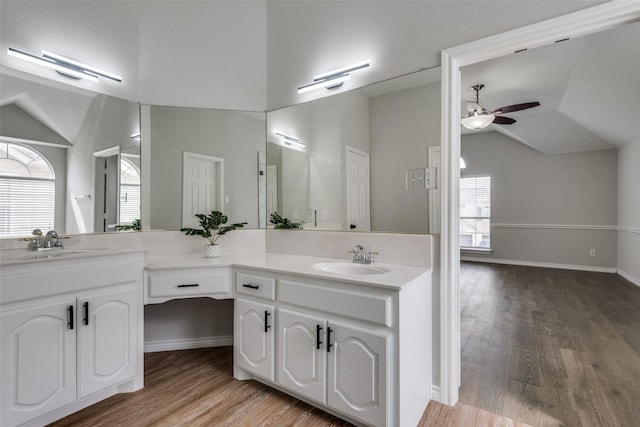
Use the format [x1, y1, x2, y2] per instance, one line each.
[182, 152, 224, 228]
[276, 308, 326, 403]
[266, 164, 278, 217]
[346, 146, 370, 231]
[327, 321, 388, 426]
[235, 298, 275, 381]
[77, 285, 138, 398]
[1, 298, 76, 427]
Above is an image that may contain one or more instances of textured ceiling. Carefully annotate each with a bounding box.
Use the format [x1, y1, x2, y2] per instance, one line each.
[461, 21, 640, 154]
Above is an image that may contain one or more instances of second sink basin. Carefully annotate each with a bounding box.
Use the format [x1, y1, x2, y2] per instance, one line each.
[313, 262, 389, 275]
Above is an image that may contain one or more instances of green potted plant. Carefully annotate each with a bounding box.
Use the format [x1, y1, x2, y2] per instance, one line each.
[180, 211, 247, 257]
[269, 212, 303, 229]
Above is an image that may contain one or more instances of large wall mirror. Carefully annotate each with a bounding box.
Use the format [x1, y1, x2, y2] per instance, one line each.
[0, 66, 140, 237]
[0, 66, 267, 238]
[145, 106, 265, 231]
[266, 66, 441, 233]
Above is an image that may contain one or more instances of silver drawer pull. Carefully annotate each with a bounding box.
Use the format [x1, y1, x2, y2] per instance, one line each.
[242, 283, 260, 290]
[177, 283, 200, 288]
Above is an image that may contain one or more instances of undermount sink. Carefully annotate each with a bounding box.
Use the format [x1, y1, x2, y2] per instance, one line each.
[313, 262, 389, 275]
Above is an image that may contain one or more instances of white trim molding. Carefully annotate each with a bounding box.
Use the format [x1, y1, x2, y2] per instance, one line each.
[440, 0, 640, 407]
[492, 223, 618, 231]
[144, 335, 233, 353]
[618, 226, 640, 235]
[461, 256, 617, 274]
[617, 270, 640, 288]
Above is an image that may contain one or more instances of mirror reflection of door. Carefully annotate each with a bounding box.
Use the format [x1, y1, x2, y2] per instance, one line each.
[119, 157, 141, 227]
[93, 152, 119, 232]
[266, 164, 278, 218]
[346, 146, 370, 231]
[182, 151, 224, 228]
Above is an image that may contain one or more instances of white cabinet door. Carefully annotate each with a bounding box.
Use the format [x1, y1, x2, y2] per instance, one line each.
[277, 308, 326, 403]
[1, 298, 76, 427]
[235, 298, 274, 381]
[326, 321, 389, 427]
[77, 285, 138, 398]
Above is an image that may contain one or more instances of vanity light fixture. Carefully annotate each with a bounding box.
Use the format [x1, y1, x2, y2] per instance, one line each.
[7, 47, 122, 83]
[275, 131, 305, 147]
[297, 60, 370, 94]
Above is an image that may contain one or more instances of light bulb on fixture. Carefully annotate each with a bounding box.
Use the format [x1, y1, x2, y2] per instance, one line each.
[460, 111, 495, 130]
[298, 60, 370, 94]
[275, 131, 305, 147]
[7, 47, 122, 83]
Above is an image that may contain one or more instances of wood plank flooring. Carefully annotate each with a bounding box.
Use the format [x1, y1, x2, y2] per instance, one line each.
[49, 346, 526, 427]
[459, 262, 640, 426]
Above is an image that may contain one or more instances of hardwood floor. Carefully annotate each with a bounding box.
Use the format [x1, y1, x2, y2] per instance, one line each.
[49, 345, 526, 427]
[458, 262, 640, 426]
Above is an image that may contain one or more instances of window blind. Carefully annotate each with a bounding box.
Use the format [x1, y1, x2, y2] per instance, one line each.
[460, 175, 491, 249]
[0, 177, 55, 237]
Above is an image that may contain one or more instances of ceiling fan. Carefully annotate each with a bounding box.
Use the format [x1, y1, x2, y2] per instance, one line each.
[461, 84, 540, 130]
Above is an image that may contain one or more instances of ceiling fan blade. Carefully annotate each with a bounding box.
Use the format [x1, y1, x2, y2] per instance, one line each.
[493, 115, 516, 125]
[491, 101, 540, 114]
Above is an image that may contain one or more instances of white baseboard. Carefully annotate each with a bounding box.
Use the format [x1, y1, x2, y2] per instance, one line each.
[461, 256, 617, 274]
[431, 385, 441, 402]
[617, 269, 640, 287]
[144, 335, 233, 353]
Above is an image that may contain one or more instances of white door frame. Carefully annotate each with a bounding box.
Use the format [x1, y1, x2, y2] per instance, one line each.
[439, 0, 640, 406]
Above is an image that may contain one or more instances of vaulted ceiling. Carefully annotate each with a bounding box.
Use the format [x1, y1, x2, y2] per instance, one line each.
[461, 21, 640, 155]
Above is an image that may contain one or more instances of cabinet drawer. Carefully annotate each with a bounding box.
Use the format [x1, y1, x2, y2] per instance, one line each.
[236, 272, 276, 301]
[147, 268, 231, 301]
[279, 280, 391, 327]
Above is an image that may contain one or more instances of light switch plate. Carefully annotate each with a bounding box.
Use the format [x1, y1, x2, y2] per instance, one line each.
[406, 168, 426, 190]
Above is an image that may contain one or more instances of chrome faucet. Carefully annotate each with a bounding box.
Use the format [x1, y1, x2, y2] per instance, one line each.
[44, 230, 63, 249]
[31, 229, 63, 251]
[349, 244, 379, 264]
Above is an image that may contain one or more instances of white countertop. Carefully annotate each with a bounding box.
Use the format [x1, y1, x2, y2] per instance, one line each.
[0, 247, 144, 267]
[145, 252, 431, 290]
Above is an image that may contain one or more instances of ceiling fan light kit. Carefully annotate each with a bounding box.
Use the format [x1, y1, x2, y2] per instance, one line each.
[461, 111, 494, 129]
[461, 83, 540, 130]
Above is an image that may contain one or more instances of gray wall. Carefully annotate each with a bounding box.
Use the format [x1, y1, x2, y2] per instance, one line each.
[461, 131, 618, 269]
[617, 138, 640, 283]
[370, 81, 441, 233]
[148, 106, 265, 230]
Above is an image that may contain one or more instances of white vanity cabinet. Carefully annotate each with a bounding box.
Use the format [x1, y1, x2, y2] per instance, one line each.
[233, 269, 431, 427]
[234, 272, 276, 381]
[0, 252, 144, 427]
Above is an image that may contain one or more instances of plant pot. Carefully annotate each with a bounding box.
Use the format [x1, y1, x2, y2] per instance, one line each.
[204, 244, 221, 258]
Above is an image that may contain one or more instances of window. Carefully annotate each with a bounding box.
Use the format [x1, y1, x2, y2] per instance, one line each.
[0, 142, 55, 237]
[460, 175, 491, 250]
[119, 157, 141, 225]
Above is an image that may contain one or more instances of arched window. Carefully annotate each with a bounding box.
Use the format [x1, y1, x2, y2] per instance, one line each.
[0, 142, 55, 237]
[119, 157, 140, 225]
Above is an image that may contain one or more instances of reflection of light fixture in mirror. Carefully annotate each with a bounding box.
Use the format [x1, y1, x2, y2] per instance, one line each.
[275, 131, 305, 147]
[298, 60, 370, 94]
[460, 158, 466, 169]
[460, 111, 494, 130]
[7, 47, 122, 82]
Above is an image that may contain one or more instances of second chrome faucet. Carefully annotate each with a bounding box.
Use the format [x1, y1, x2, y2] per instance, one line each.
[349, 244, 379, 264]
